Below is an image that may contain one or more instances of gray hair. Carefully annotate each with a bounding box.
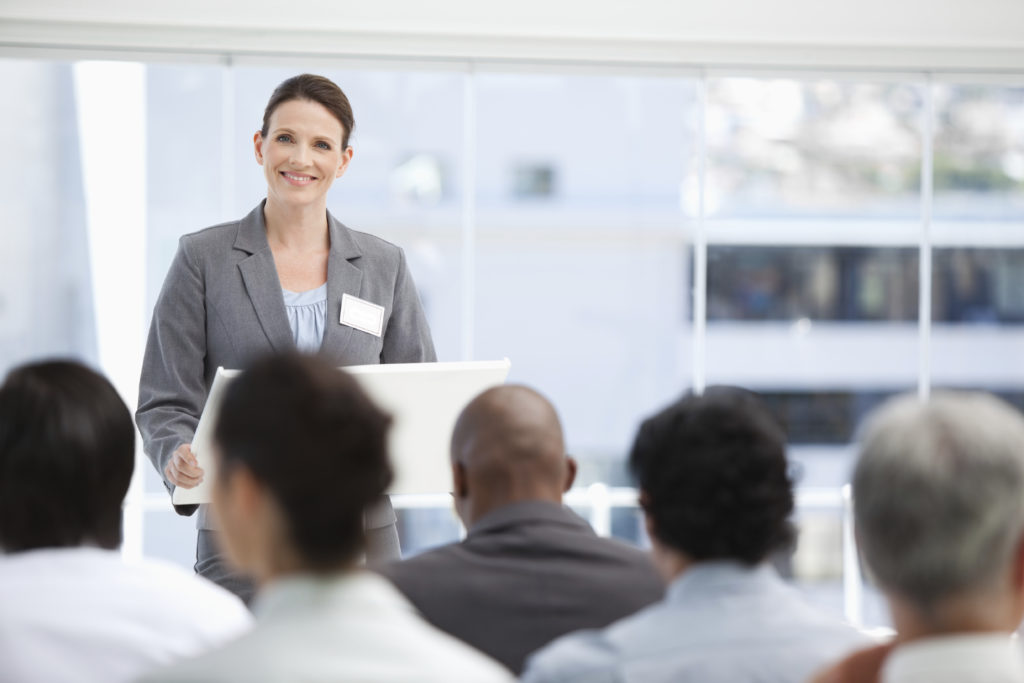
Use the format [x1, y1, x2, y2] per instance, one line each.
[853, 391, 1024, 612]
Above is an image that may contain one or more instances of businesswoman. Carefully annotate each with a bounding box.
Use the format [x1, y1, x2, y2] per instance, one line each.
[137, 74, 436, 603]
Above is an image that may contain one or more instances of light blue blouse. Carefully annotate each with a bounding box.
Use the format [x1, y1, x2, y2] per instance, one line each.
[282, 283, 327, 354]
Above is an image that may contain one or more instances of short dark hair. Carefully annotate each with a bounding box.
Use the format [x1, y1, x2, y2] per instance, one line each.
[214, 353, 392, 570]
[261, 74, 356, 149]
[0, 360, 134, 551]
[630, 386, 795, 565]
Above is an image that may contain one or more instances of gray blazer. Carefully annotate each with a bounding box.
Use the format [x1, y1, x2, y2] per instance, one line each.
[375, 500, 665, 674]
[137, 201, 436, 529]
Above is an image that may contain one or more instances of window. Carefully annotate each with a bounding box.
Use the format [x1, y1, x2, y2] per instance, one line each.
[933, 83, 1024, 220]
[0, 60, 96, 375]
[932, 248, 1024, 323]
[5, 54, 1024, 629]
[707, 78, 922, 219]
[706, 246, 918, 322]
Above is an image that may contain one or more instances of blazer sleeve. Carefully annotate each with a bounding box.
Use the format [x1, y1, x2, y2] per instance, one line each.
[136, 236, 209, 516]
[381, 247, 437, 364]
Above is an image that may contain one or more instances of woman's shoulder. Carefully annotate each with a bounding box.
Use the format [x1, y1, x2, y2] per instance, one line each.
[171, 221, 242, 273]
[179, 218, 244, 251]
[180, 203, 265, 253]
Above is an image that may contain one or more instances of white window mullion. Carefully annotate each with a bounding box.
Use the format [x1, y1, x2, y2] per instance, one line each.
[692, 70, 708, 395]
[460, 65, 478, 362]
[918, 74, 935, 401]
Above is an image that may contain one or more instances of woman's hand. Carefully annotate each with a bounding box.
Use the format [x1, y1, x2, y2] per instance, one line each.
[165, 443, 205, 489]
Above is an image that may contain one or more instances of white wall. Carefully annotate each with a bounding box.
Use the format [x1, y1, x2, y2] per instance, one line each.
[2, 0, 1023, 69]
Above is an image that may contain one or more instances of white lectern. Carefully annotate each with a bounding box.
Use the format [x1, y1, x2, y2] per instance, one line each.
[172, 359, 512, 505]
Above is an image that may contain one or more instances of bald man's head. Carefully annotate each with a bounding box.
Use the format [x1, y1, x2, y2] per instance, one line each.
[450, 385, 575, 527]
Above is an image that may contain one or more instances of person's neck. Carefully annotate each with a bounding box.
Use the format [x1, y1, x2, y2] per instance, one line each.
[462, 490, 561, 529]
[263, 198, 330, 252]
[651, 542, 692, 583]
[258, 555, 356, 588]
[889, 590, 1022, 644]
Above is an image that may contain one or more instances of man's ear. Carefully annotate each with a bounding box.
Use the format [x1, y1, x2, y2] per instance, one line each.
[232, 465, 264, 517]
[452, 461, 469, 499]
[210, 462, 263, 548]
[563, 456, 578, 493]
[638, 489, 657, 542]
[450, 460, 471, 528]
[1012, 534, 1024, 591]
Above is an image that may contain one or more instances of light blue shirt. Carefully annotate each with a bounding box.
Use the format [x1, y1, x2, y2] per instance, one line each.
[282, 284, 327, 354]
[522, 561, 866, 683]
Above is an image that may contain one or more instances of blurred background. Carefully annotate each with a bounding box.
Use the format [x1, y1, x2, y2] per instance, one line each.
[2, 0, 1023, 633]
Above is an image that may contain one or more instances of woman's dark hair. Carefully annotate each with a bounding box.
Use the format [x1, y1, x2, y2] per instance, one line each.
[214, 353, 392, 570]
[629, 385, 795, 565]
[0, 360, 135, 551]
[260, 74, 356, 149]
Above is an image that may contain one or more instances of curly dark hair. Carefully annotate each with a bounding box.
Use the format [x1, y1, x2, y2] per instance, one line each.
[214, 353, 392, 570]
[629, 386, 795, 565]
[0, 360, 134, 552]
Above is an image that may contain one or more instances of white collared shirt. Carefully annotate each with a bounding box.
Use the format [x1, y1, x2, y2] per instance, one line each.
[0, 547, 252, 683]
[883, 632, 1024, 683]
[141, 570, 514, 683]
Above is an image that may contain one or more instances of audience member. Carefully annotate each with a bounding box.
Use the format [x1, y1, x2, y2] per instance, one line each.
[813, 392, 1024, 683]
[522, 386, 865, 682]
[0, 360, 251, 683]
[141, 353, 512, 682]
[377, 384, 664, 673]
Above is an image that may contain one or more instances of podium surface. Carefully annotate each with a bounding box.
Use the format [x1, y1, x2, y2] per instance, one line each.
[172, 359, 511, 505]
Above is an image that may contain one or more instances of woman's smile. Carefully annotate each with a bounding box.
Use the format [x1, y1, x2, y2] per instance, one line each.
[280, 171, 317, 186]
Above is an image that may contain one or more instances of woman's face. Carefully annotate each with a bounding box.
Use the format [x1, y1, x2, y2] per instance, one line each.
[254, 98, 353, 210]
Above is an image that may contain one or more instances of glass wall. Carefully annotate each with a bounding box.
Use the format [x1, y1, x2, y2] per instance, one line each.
[3, 56, 1022, 627]
[0, 61, 96, 372]
[931, 81, 1024, 422]
[474, 72, 697, 485]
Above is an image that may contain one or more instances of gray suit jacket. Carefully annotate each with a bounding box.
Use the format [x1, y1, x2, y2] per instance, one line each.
[137, 201, 436, 529]
[375, 500, 665, 674]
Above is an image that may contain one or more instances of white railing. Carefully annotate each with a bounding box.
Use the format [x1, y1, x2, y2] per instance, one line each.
[134, 482, 863, 624]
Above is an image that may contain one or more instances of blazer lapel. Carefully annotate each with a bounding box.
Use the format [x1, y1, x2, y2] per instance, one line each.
[320, 212, 364, 361]
[235, 202, 294, 353]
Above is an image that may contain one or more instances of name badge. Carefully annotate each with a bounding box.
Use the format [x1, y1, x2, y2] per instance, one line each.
[340, 293, 385, 338]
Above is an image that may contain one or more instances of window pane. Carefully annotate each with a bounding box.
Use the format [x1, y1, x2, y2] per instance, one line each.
[474, 73, 697, 485]
[0, 60, 97, 375]
[932, 248, 1024, 324]
[707, 78, 922, 219]
[931, 247, 1024, 390]
[146, 63, 227, 374]
[933, 84, 1024, 220]
[707, 246, 918, 322]
[760, 390, 894, 444]
[476, 73, 696, 229]
[475, 241, 690, 484]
